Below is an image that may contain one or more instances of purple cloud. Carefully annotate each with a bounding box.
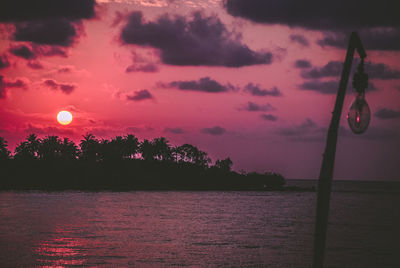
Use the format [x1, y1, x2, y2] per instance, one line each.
[298, 80, 370, 95]
[0, 0, 96, 22]
[126, 89, 154, 101]
[1, 0, 96, 50]
[225, 0, 400, 31]
[260, 114, 278, 121]
[290, 34, 309, 46]
[162, 77, 235, 93]
[294, 59, 311, 69]
[318, 29, 400, 51]
[9, 45, 35, 59]
[126, 63, 158, 73]
[201, 126, 226, 135]
[14, 19, 77, 46]
[27, 61, 44, 69]
[0, 75, 28, 98]
[43, 79, 75, 94]
[0, 55, 10, 69]
[374, 108, 400, 119]
[243, 83, 282, 96]
[240, 101, 275, 112]
[121, 11, 272, 67]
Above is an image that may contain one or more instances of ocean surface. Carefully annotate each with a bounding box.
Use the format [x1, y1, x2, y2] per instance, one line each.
[0, 180, 399, 267]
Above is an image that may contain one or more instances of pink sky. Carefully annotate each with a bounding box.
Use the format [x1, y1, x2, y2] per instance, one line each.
[1, 0, 400, 180]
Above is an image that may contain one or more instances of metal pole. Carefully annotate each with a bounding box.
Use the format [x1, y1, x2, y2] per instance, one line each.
[312, 32, 366, 268]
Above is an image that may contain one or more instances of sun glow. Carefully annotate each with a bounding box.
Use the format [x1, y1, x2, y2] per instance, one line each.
[57, 111, 73, 125]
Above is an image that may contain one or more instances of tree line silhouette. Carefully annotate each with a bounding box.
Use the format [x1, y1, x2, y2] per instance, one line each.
[0, 134, 286, 191]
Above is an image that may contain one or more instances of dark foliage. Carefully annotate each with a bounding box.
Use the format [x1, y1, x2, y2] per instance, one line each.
[0, 134, 287, 191]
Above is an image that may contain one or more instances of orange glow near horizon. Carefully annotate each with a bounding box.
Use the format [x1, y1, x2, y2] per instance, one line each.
[57, 111, 73, 125]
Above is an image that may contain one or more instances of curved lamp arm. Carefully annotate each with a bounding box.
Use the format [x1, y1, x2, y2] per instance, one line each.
[312, 32, 366, 268]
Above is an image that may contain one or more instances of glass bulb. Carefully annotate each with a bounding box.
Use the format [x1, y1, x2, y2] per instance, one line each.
[347, 93, 370, 134]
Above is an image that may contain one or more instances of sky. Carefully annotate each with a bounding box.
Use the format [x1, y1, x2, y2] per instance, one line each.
[1, 0, 400, 180]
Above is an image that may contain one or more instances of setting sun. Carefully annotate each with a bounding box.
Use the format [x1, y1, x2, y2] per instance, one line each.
[57, 111, 73, 125]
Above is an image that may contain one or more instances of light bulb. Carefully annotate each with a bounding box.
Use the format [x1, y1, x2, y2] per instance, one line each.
[347, 93, 370, 134]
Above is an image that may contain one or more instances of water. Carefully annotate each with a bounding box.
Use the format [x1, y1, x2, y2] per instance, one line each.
[0, 181, 399, 267]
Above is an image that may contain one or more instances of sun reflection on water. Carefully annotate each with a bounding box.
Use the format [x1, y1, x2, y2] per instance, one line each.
[35, 236, 88, 267]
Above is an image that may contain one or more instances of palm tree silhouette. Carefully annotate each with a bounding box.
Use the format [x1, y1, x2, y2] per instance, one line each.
[0, 136, 11, 160]
[14, 134, 40, 160]
[214, 157, 233, 172]
[38, 136, 62, 160]
[80, 133, 99, 161]
[175, 144, 211, 167]
[152, 137, 172, 161]
[123, 134, 139, 159]
[60, 138, 79, 160]
[99, 136, 125, 161]
[139, 139, 155, 161]
[171, 145, 181, 162]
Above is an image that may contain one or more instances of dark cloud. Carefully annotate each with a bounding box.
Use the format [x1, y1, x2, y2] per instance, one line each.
[9, 44, 66, 59]
[225, 0, 400, 31]
[34, 46, 68, 57]
[317, 34, 346, 49]
[5, 78, 28, 89]
[58, 67, 71, 73]
[0, 75, 6, 99]
[126, 89, 154, 101]
[318, 29, 400, 51]
[43, 79, 75, 94]
[374, 108, 400, 119]
[298, 79, 377, 94]
[243, 83, 282, 96]
[294, 59, 311, 69]
[0, 55, 10, 69]
[299, 80, 339, 94]
[201, 126, 226, 135]
[240, 101, 274, 112]
[290, 34, 309, 46]
[162, 77, 235, 93]
[0, 75, 28, 98]
[24, 124, 75, 136]
[1, 0, 95, 49]
[0, 0, 96, 22]
[126, 63, 158, 73]
[14, 19, 77, 46]
[59, 84, 75, 94]
[365, 62, 400, 80]
[9, 45, 35, 59]
[276, 118, 325, 142]
[225, 1, 400, 51]
[301, 61, 342, 79]
[27, 61, 44, 69]
[44, 79, 58, 89]
[301, 60, 400, 80]
[260, 114, 278, 121]
[121, 11, 272, 67]
[164, 127, 185, 134]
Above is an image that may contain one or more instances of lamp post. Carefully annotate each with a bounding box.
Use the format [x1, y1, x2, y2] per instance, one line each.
[312, 32, 369, 268]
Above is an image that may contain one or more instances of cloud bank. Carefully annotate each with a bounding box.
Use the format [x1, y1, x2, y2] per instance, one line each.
[225, 0, 400, 50]
[121, 11, 272, 67]
[161, 77, 235, 93]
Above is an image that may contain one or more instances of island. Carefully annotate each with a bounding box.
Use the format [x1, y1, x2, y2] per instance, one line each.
[0, 134, 312, 191]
